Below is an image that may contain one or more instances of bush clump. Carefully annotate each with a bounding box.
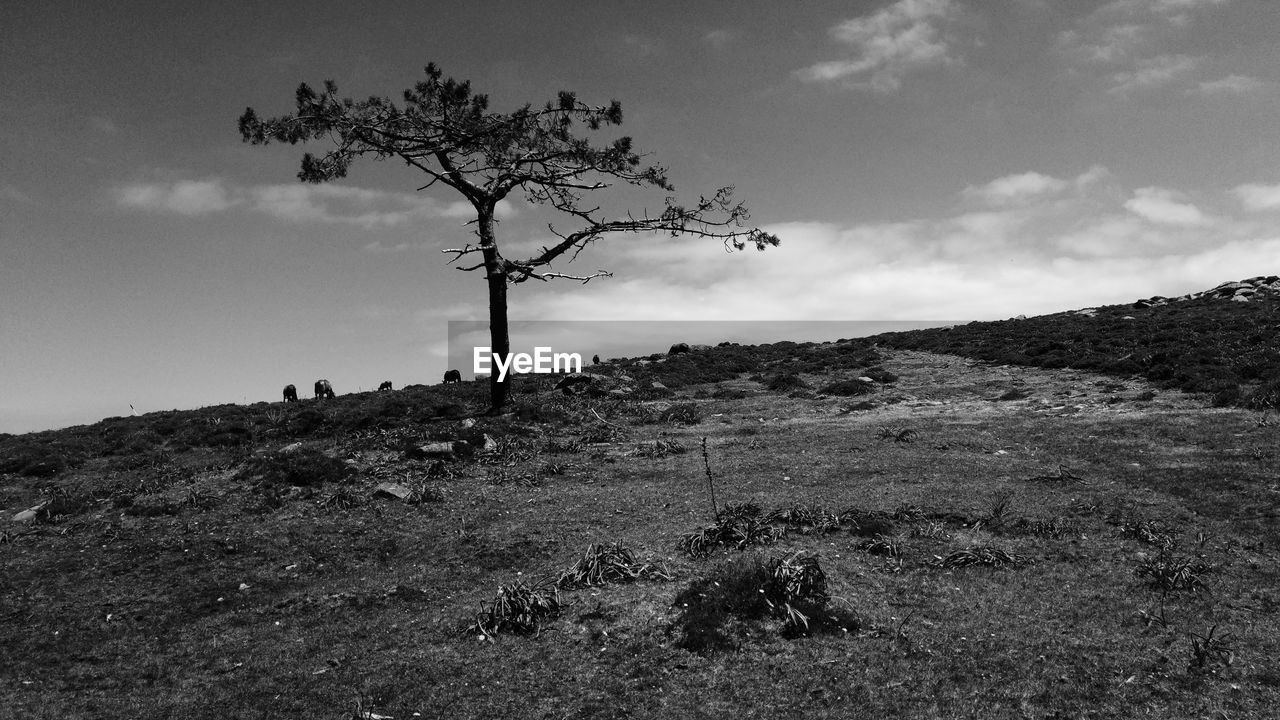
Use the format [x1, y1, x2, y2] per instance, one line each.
[670, 553, 854, 655]
[236, 447, 354, 488]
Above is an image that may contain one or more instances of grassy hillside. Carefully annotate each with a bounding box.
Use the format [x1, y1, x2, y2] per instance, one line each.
[874, 290, 1280, 409]
[2, 335, 1278, 718]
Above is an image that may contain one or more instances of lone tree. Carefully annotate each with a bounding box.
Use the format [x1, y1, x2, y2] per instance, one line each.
[239, 63, 779, 412]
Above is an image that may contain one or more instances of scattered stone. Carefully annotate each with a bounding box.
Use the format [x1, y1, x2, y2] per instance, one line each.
[374, 483, 414, 501]
[460, 418, 477, 429]
[407, 441, 467, 459]
[279, 442, 302, 454]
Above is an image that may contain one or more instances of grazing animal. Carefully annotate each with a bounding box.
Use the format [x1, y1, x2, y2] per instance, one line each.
[378, 381, 393, 391]
[668, 342, 691, 355]
[443, 369, 462, 384]
[314, 379, 335, 399]
[283, 384, 298, 403]
[592, 354, 600, 365]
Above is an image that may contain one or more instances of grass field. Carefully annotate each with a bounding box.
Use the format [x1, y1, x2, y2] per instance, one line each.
[3, 340, 1279, 719]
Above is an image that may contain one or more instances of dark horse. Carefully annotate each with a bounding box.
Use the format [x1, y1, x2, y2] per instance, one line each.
[314, 379, 335, 399]
[282, 384, 298, 402]
[443, 369, 462, 384]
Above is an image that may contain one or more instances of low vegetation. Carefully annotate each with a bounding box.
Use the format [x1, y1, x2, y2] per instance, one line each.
[2, 305, 1278, 718]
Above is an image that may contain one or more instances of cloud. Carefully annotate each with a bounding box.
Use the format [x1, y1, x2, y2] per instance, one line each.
[509, 167, 1267, 322]
[1193, 74, 1264, 95]
[116, 179, 238, 215]
[703, 29, 739, 49]
[113, 177, 511, 227]
[1107, 54, 1200, 94]
[1059, 0, 1229, 94]
[1123, 186, 1210, 225]
[796, 0, 957, 91]
[1, 183, 38, 205]
[1233, 183, 1280, 211]
[963, 172, 1069, 207]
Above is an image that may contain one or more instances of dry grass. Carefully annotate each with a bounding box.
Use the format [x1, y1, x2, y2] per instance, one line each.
[2, 346, 1278, 718]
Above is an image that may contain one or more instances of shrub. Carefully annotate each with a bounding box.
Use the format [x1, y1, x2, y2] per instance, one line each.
[556, 542, 671, 589]
[765, 374, 809, 391]
[468, 579, 561, 640]
[670, 553, 853, 655]
[236, 447, 354, 488]
[655, 403, 702, 425]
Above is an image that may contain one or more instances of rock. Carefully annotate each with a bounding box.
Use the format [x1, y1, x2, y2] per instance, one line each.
[1122, 316, 1136, 320]
[460, 418, 476, 429]
[279, 442, 303, 454]
[374, 482, 414, 501]
[691, 344, 712, 351]
[482, 434, 499, 452]
[651, 381, 668, 390]
[407, 441, 468, 460]
[555, 373, 595, 395]
[856, 376, 875, 384]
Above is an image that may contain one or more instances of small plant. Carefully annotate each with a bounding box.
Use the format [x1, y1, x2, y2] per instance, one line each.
[556, 542, 671, 589]
[858, 535, 902, 558]
[656, 403, 702, 425]
[468, 579, 561, 640]
[983, 491, 1016, 530]
[317, 487, 361, 511]
[679, 503, 784, 559]
[1135, 551, 1212, 593]
[766, 504, 842, 535]
[938, 546, 1026, 568]
[910, 521, 952, 541]
[701, 438, 720, 518]
[876, 426, 916, 443]
[1187, 625, 1234, 674]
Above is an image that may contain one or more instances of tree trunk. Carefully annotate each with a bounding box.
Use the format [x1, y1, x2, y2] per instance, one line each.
[478, 211, 511, 414]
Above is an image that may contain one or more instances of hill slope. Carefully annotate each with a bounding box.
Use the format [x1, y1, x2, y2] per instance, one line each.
[874, 276, 1280, 408]
[2, 334, 1278, 719]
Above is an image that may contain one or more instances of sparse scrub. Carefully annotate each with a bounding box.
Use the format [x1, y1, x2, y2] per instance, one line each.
[236, 447, 354, 488]
[876, 426, 917, 443]
[556, 541, 671, 589]
[938, 546, 1026, 568]
[1136, 551, 1213, 593]
[468, 579, 561, 640]
[670, 553, 853, 655]
[821, 379, 875, 397]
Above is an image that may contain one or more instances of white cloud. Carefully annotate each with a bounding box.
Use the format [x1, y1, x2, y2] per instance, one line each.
[1233, 183, 1280, 211]
[116, 179, 238, 215]
[1107, 54, 1200, 94]
[703, 29, 738, 49]
[508, 169, 1267, 322]
[1193, 74, 1264, 95]
[1123, 186, 1210, 225]
[796, 0, 957, 91]
[963, 172, 1069, 207]
[113, 177, 507, 228]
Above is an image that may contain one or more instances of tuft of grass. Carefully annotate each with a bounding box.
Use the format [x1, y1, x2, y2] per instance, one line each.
[938, 546, 1027, 568]
[680, 503, 785, 558]
[858, 535, 903, 558]
[556, 541, 671, 589]
[236, 447, 354, 488]
[467, 579, 561, 640]
[1187, 625, 1235, 674]
[1135, 551, 1213, 593]
[877, 426, 917, 443]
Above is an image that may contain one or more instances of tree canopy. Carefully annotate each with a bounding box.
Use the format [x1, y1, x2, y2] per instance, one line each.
[240, 63, 779, 410]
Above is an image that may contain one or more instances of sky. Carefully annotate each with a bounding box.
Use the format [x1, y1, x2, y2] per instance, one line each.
[4, 0, 1280, 433]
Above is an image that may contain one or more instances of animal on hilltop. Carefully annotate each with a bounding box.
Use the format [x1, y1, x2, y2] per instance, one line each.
[282, 384, 298, 403]
[592, 354, 600, 365]
[378, 381, 393, 391]
[443, 369, 462, 384]
[314, 379, 335, 399]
